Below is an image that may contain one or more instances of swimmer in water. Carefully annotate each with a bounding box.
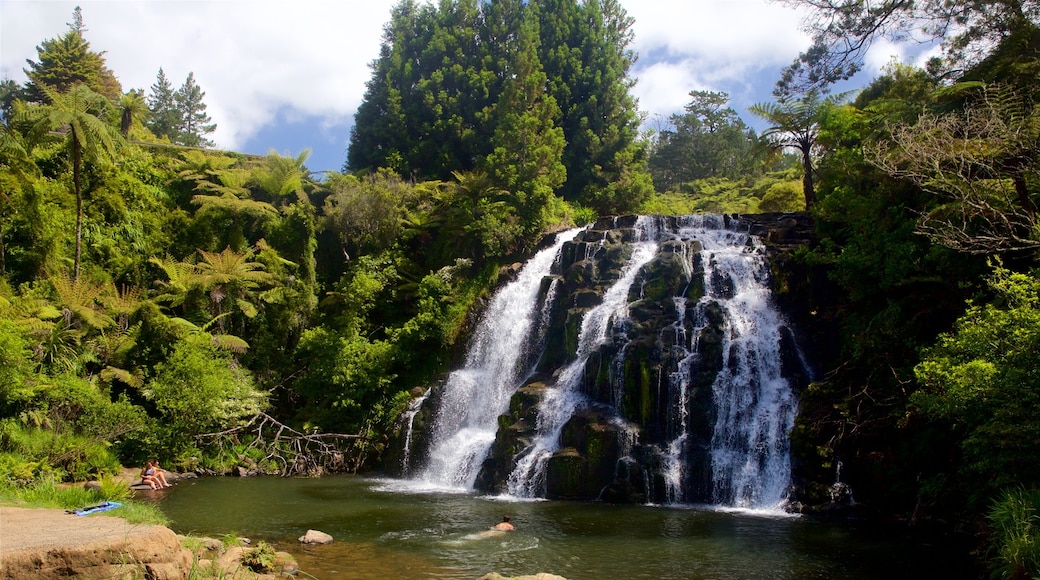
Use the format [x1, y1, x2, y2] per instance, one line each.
[492, 515, 515, 531]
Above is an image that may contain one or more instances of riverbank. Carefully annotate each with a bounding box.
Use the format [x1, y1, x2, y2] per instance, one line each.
[0, 506, 189, 579]
[0, 503, 297, 579]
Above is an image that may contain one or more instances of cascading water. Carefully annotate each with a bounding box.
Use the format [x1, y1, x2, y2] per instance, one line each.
[506, 216, 661, 497]
[398, 389, 429, 473]
[413, 228, 584, 489]
[687, 216, 799, 510]
[409, 214, 806, 510]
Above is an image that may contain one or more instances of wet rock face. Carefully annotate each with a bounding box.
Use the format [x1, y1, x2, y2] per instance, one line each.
[413, 214, 817, 503]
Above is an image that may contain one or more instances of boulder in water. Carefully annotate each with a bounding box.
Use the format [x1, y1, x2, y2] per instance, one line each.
[298, 529, 333, 544]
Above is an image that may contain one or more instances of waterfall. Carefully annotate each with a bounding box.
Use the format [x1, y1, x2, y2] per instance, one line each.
[506, 216, 661, 497]
[413, 228, 584, 489]
[661, 296, 693, 504]
[408, 214, 804, 510]
[398, 389, 429, 473]
[686, 217, 798, 510]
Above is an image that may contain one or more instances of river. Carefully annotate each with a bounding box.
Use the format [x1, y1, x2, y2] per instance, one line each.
[150, 475, 974, 579]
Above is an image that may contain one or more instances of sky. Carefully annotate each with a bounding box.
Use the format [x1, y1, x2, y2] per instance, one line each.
[0, 0, 929, 174]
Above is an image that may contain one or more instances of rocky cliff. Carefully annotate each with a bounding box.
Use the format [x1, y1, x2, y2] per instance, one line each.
[399, 214, 820, 506]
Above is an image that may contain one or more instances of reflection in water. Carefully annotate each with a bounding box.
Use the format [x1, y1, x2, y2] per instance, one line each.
[151, 476, 974, 580]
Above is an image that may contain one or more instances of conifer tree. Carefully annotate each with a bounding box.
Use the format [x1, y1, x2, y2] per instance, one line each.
[482, 0, 565, 235]
[174, 72, 216, 148]
[23, 10, 122, 103]
[536, 0, 650, 212]
[147, 67, 180, 141]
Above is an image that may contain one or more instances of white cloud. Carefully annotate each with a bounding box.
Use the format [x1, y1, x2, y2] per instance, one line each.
[3, 0, 899, 160]
[2, 0, 397, 149]
[622, 0, 813, 120]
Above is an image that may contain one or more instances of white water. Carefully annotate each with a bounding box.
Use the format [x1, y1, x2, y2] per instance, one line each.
[661, 296, 693, 504]
[413, 214, 800, 510]
[685, 217, 797, 511]
[399, 389, 430, 473]
[655, 215, 799, 509]
[413, 228, 584, 489]
[506, 216, 661, 497]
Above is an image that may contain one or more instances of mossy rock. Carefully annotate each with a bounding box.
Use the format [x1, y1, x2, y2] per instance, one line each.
[545, 448, 587, 499]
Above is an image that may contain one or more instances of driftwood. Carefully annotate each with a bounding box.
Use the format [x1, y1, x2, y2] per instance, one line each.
[196, 412, 370, 476]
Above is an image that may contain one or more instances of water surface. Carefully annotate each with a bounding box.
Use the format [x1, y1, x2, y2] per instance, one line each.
[152, 476, 973, 579]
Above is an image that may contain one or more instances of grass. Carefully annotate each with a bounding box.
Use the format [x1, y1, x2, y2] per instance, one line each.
[0, 474, 169, 525]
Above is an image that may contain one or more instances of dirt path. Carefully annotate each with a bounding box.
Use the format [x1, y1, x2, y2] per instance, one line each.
[0, 506, 166, 553]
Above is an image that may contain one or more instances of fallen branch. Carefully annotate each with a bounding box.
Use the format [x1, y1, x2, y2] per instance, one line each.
[196, 412, 369, 476]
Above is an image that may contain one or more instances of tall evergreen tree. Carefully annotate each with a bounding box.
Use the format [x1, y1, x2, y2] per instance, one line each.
[23, 26, 121, 102]
[482, 0, 566, 236]
[174, 72, 216, 148]
[67, 5, 86, 34]
[535, 0, 650, 212]
[347, 0, 421, 175]
[649, 91, 758, 190]
[147, 67, 180, 141]
[349, 0, 650, 214]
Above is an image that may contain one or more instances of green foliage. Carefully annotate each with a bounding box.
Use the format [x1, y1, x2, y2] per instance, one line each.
[987, 487, 1040, 580]
[639, 170, 804, 215]
[241, 540, 277, 572]
[322, 171, 406, 260]
[648, 90, 762, 190]
[913, 267, 1040, 505]
[0, 420, 121, 483]
[293, 326, 398, 433]
[348, 0, 649, 216]
[143, 335, 266, 455]
[173, 72, 217, 148]
[147, 68, 179, 140]
[23, 26, 121, 102]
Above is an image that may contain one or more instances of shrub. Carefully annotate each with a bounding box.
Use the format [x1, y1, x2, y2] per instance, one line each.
[241, 540, 276, 572]
[988, 487, 1040, 580]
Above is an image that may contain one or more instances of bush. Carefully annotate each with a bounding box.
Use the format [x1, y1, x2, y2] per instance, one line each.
[988, 487, 1040, 579]
[0, 420, 120, 482]
[241, 540, 276, 572]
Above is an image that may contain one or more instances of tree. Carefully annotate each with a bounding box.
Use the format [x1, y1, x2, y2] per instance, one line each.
[146, 68, 179, 141]
[773, 0, 1040, 95]
[0, 123, 39, 276]
[348, 0, 651, 213]
[482, 0, 566, 237]
[537, 0, 650, 211]
[749, 90, 845, 208]
[0, 78, 26, 124]
[174, 72, 216, 148]
[144, 334, 266, 455]
[17, 83, 119, 280]
[67, 5, 86, 34]
[649, 90, 758, 190]
[867, 83, 1040, 255]
[117, 89, 148, 137]
[913, 266, 1040, 504]
[346, 0, 421, 175]
[23, 8, 121, 102]
[253, 149, 312, 206]
[322, 172, 404, 260]
[193, 246, 278, 335]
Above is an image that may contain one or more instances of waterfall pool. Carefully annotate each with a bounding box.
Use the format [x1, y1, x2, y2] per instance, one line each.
[149, 475, 974, 579]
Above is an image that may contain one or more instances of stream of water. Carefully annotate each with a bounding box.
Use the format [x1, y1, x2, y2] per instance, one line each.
[151, 475, 974, 579]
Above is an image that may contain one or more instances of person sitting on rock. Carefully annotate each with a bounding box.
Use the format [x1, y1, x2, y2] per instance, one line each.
[151, 459, 171, 487]
[141, 460, 170, 489]
[492, 515, 515, 531]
